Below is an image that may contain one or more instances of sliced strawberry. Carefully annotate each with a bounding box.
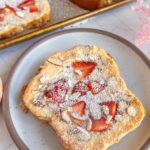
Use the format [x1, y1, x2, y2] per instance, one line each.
[72, 118, 84, 126]
[29, 5, 39, 12]
[0, 5, 16, 22]
[88, 80, 105, 95]
[70, 101, 86, 116]
[44, 79, 68, 103]
[90, 117, 110, 132]
[72, 61, 96, 80]
[102, 101, 117, 118]
[72, 81, 90, 96]
[18, 0, 39, 13]
[69, 101, 86, 126]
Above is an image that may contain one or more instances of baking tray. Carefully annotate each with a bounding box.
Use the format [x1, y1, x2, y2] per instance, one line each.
[0, 0, 132, 48]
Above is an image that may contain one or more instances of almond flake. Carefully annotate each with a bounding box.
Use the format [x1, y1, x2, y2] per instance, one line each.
[48, 57, 63, 66]
[62, 110, 71, 123]
[127, 106, 137, 117]
[74, 69, 82, 75]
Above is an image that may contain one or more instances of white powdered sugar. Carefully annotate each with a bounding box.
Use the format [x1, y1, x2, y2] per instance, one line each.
[68, 92, 80, 101]
[115, 114, 123, 121]
[111, 91, 131, 102]
[76, 127, 91, 141]
[62, 65, 77, 87]
[101, 105, 109, 116]
[59, 100, 75, 109]
[118, 101, 128, 111]
[107, 77, 118, 88]
[89, 102, 102, 120]
[95, 90, 112, 103]
[0, 0, 24, 9]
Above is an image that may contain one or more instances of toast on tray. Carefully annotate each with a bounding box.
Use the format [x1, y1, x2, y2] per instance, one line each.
[23, 45, 145, 150]
[0, 0, 51, 39]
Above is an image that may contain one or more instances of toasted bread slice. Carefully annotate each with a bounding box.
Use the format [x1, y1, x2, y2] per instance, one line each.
[0, 0, 51, 39]
[70, 0, 114, 10]
[23, 45, 145, 150]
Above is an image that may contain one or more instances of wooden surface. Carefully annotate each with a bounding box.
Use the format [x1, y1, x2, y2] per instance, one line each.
[0, 1, 150, 150]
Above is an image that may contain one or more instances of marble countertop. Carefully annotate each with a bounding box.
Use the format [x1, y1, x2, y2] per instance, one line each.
[0, 1, 150, 150]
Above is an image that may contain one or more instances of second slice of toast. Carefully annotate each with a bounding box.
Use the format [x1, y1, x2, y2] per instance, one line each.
[0, 0, 51, 39]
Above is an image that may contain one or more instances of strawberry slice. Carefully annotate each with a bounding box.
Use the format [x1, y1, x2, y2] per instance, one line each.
[88, 80, 105, 95]
[72, 61, 96, 80]
[18, 0, 39, 13]
[70, 101, 86, 126]
[102, 101, 117, 118]
[72, 81, 90, 96]
[70, 101, 86, 116]
[44, 79, 68, 103]
[90, 117, 110, 132]
[0, 5, 16, 22]
[72, 118, 84, 126]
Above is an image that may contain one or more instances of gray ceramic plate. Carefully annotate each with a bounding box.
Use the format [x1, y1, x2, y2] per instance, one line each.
[3, 28, 150, 150]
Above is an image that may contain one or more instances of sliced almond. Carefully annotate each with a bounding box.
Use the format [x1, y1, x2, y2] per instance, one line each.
[74, 69, 82, 76]
[86, 119, 92, 131]
[127, 106, 137, 117]
[62, 110, 71, 123]
[48, 57, 63, 66]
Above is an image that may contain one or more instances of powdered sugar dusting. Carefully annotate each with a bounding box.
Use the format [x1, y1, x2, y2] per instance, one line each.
[89, 102, 102, 120]
[31, 45, 136, 140]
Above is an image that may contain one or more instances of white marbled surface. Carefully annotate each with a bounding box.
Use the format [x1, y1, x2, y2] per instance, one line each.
[0, 2, 150, 150]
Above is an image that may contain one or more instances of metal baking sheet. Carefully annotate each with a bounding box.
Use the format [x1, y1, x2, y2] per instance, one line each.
[0, 0, 132, 48]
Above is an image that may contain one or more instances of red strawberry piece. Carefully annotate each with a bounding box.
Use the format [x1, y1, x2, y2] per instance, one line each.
[70, 101, 86, 126]
[18, 0, 39, 13]
[44, 79, 68, 103]
[90, 117, 110, 132]
[72, 81, 90, 96]
[72, 61, 96, 80]
[70, 101, 86, 116]
[88, 80, 105, 95]
[29, 5, 39, 12]
[72, 118, 84, 126]
[102, 101, 117, 118]
[0, 5, 16, 22]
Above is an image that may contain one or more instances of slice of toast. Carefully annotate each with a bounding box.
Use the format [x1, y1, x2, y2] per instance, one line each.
[70, 0, 114, 10]
[0, 0, 51, 39]
[23, 45, 145, 150]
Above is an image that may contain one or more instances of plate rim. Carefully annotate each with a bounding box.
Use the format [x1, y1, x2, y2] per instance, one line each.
[2, 28, 150, 150]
